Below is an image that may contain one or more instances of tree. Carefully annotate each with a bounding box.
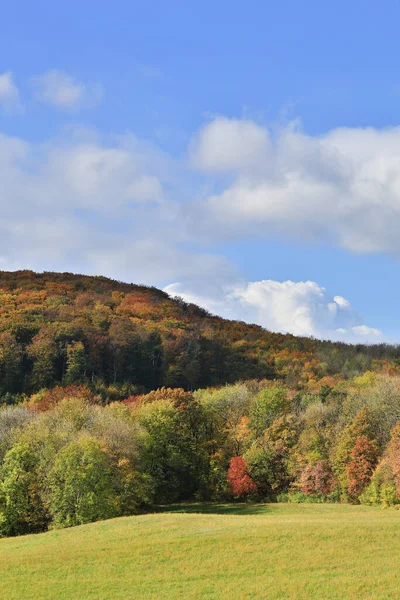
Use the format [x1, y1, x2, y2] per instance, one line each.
[27, 329, 58, 391]
[245, 415, 298, 500]
[138, 394, 209, 502]
[299, 460, 334, 496]
[64, 341, 87, 384]
[331, 407, 378, 499]
[0, 332, 22, 395]
[165, 333, 202, 391]
[113, 458, 153, 515]
[387, 423, 400, 495]
[362, 423, 400, 506]
[227, 456, 256, 498]
[108, 319, 140, 385]
[244, 446, 276, 499]
[198, 384, 252, 459]
[49, 438, 116, 527]
[250, 387, 287, 438]
[347, 436, 378, 500]
[0, 406, 33, 462]
[0, 443, 47, 536]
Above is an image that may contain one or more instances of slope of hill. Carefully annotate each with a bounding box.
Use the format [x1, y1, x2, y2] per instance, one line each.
[0, 269, 398, 401]
[1, 504, 399, 600]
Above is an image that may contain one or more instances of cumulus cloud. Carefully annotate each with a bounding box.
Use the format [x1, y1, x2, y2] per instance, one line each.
[0, 128, 235, 288]
[1, 113, 397, 341]
[191, 118, 400, 256]
[164, 279, 382, 342]
[31, 69, 103, 110]
[0, 130, 166, 212]
[0, 72, 23, 114]
[189, 117, 270, 175]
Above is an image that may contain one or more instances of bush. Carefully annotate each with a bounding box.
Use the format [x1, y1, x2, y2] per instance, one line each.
[288, 492, 327, 504]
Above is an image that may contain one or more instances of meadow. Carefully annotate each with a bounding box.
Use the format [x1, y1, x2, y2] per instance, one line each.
[0, 503, 399, 600]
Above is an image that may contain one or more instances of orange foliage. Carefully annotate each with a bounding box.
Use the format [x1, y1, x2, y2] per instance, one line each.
[26, 385, 99, 412]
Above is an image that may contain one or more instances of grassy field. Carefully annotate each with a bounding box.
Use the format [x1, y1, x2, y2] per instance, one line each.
[0, 503, 399, 599]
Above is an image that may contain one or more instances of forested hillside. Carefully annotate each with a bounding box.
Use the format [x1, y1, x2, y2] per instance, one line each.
[1, 271, 400, 536]
[0, 270, 399, 403]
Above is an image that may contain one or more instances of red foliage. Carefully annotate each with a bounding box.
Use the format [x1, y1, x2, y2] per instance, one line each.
[385, 425, 400, 497]
[299, 460, 334, 496]
[347, 436, 378, 498]
[227, 456, 257, 497]
[26, 385, 99, 412]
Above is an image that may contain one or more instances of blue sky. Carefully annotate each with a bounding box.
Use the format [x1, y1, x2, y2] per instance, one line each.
[2, 0, 400, 341]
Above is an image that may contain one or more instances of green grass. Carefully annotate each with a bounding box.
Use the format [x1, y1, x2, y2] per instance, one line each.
[1, 503, 399, 599]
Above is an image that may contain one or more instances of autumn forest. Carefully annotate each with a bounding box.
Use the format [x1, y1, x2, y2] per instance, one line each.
[0, 270, 400, 537]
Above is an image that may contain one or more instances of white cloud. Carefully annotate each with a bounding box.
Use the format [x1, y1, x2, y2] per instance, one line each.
[47, 144, 164, 208]
[0, 114, 397, 341]
[0, 72, 23, 114]
[192, 118, 400, 256]
[164, 279, 382, 342]
[31, 69, 103, 110]
[87, 240, 234, 286]
[0, 128, 235, 289]
[190, 116, 270, 174]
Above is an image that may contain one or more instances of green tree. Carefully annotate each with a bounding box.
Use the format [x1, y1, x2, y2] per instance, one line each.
[331, 407, 378, 500]
[0, 443, 47, 536]
[27, 329, 58, 391]
[249, 387, 287, 438]
[64, 341, 87, 384]
[0, 332, 22, 395]
[49, 438, 116, 528]
[138, 394, 209, 502]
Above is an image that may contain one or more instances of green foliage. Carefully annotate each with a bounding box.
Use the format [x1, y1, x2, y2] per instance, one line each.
[0, 443, 48, 536]
[49, 437, 116, 528]
[287, 492, 328, 503]
[0, 332, 22, 395]
[245, 446, 277, 499]
[359, 463, 397, 507]
[112, 458, 153, 515]
[65, 341, 87, 384]
[0, 269, 398, 398]
[27, 329, 58, 390]
[0, 281, 400, 540]
[331, 407, 378, 499]
[138, 393, 209, 502]
[249, 387, 287, 437]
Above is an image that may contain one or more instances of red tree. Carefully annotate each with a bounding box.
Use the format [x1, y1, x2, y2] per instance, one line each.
[347, 436, 378, 499]
[385, 424, 400, 498]
[300, 460, 334, 496]
[227, 456, 257, 497]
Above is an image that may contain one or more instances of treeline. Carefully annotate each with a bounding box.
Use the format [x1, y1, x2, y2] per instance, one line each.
[0, 270, 399, 403]
[1, 373, 400, 536]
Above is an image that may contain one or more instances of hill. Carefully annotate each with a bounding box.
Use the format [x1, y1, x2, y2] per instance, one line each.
[0, 269, 398, 401]
[1, 504, 399, 599]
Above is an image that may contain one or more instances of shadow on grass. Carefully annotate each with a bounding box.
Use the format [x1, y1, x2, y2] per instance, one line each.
[149, 503, 271, 516]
